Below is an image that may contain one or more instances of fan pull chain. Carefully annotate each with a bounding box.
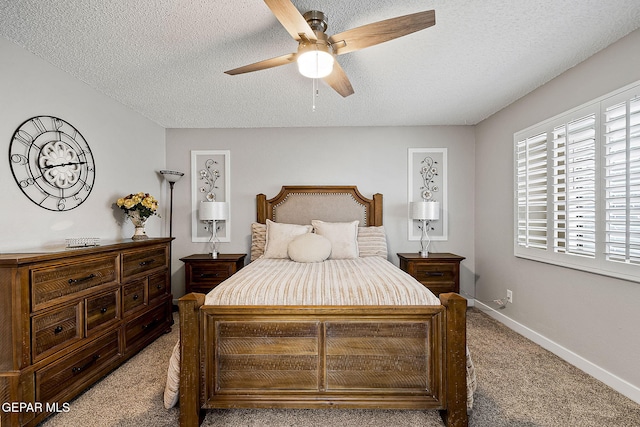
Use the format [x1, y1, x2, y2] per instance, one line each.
[312, 78, 318, 112]
[313, 45, 319, 112]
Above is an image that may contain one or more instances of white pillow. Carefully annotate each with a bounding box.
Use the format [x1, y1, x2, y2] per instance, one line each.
[287, 233, 332, 263]
[163, 341, 180, 409]
[263, 219, 313, 259]
[311, 220, 359, 259]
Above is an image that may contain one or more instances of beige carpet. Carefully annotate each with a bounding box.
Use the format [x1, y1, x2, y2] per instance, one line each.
[40, 308, 640, 427]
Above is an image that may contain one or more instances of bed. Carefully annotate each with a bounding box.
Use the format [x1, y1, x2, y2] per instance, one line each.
[171, 186, 473, 427]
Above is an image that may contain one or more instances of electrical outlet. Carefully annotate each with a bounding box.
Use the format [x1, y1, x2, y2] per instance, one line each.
[507, 289, 513, 304]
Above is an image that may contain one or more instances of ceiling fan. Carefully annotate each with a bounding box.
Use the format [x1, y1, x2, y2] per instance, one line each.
[224, 0, 436, 97]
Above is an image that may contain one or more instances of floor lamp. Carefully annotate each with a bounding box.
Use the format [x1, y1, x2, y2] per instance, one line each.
[159, 170, 184, 237]
[411, 200, 440, 257]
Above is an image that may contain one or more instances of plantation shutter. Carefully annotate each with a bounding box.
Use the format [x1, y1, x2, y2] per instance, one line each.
[516, 132, 548, 250]
[552, 114, 597, 257]
[604, 94, 640, 264]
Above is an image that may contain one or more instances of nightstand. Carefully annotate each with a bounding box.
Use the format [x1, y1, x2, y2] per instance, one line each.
[397, 252, 465, 296]
[180, 253, 246, 294]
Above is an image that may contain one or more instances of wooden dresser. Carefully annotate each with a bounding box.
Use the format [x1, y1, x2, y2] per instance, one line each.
[0, 238, 173, 427]
[397, 252, 465, 296]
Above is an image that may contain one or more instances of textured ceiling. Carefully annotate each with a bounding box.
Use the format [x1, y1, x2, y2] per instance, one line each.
[2, 0, 640, 128]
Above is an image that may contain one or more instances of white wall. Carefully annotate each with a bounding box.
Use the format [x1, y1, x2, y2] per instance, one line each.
[165, 126, 475, 300]
[475, 28, 640, 401]
[0, 37, 166, 252]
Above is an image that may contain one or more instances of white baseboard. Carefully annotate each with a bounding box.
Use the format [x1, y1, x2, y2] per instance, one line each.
[472, 299, 640, 405]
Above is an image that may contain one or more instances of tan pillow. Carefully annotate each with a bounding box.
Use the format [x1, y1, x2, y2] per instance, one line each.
[311, 220, 359, 259]
[357, 226, 388, 258]
[287, 233, 332, 263]
[263, 219, 313, 259]
[250, 222, 267, 260]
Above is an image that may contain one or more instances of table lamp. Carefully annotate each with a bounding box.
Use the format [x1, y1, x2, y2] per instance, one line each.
[411, 200, 440, 257]
[198, 201, 229, 258]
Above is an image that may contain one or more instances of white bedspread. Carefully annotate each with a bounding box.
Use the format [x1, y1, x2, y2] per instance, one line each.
[205, 257, 442, 306]
[164, 257, 476, 410]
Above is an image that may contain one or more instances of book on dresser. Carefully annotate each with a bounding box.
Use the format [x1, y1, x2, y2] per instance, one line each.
[0, 238, 174, 427]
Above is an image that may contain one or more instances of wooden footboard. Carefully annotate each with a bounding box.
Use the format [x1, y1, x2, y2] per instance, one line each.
[178, 293, 467, 427]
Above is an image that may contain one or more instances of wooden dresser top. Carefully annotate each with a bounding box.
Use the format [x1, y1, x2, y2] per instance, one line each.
[0, 238, 173, 266]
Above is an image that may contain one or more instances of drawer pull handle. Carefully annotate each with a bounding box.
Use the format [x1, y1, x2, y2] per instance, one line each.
[139, 259, 156, 267]
[200, 273, 219, 278]
[133, 294, 139, 300]
[424, 272, 444, 277]
[68, 273, 96, 285]
[72, 354, 100, 374]
[142, 318, 159, 331]
[54, 326, 63, 334]
[156, 284, 163, 289]
[100, 307, 108, 314]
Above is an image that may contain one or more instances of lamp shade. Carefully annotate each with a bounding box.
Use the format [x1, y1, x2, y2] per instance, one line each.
[159, 170, 184, 183]
[411, 201, 440, 221]
[199, 201, 228, 221]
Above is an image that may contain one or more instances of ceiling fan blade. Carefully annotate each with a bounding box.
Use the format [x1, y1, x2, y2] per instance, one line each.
[224, 53, 297, 75]
[323, 61, 354, 97]
[329, 10, 435, 55]
[264, 0, 317, 42]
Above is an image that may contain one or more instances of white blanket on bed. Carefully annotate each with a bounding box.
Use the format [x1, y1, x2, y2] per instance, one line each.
[205, 257, 441, 306]
[164, 257, 476, 409]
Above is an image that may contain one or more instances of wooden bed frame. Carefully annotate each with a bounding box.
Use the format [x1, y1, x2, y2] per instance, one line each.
[178, 186, 468, 427]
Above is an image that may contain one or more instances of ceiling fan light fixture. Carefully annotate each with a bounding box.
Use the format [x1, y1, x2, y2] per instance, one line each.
[297, 45, 334, 78]
[224, 3, 435, 99]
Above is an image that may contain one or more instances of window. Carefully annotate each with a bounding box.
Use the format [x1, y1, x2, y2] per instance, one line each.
[514, 81, 640, 282]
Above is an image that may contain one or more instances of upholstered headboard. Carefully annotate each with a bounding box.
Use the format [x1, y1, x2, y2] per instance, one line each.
[257, 186, 383, 226]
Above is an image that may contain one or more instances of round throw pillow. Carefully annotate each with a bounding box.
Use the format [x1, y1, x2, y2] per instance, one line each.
[287, 233, 332, 263]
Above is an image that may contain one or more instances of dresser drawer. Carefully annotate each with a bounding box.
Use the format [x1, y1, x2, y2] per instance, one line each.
[122, 246, 168, 279]
[123, 279, 147, 315]
[188, 263, 232, 286]
[31, 255, 118, 310]
[124, 302, 170, 354]
[36, 330, 121, 404]
[413, 263, 457, 284]
[85, 289, 120, 335]
[148, 271, 169, 302]
[32, 303, 82, 362]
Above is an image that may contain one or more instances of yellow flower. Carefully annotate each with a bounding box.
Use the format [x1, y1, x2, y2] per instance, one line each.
[141, 197, 154, 209]
[116, 192, 159, 219]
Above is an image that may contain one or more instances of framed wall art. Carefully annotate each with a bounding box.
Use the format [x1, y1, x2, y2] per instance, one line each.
[191, 150, 230, 243]
[408, 148, 448, 241]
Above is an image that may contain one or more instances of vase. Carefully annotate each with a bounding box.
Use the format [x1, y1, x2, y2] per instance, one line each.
[128, 211, 149, 240]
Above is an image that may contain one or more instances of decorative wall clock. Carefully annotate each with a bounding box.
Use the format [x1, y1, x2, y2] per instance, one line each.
[9, 115, 95, 211]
